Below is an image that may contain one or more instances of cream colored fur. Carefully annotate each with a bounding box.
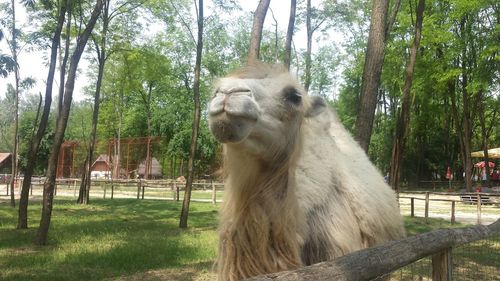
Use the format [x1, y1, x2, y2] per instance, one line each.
[208, 62, 405, 281]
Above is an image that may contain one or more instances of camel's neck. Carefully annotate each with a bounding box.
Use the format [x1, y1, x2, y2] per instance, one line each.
[223, 147, 294, 211]
[217, 145, 303, 280]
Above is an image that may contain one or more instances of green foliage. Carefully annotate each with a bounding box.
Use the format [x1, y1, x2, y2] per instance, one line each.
[0, 0, 497, 183]
[334, 0, 499, 184]
[17, 105, 54, 174]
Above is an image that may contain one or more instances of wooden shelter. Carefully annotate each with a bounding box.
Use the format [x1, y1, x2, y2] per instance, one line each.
[0, 153, 12, 173]
[57, 137, 164, 179]
[90, 154, 112, 178]
[138, 157, 162, 179]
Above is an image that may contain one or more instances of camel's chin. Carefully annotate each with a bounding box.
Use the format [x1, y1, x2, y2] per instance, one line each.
[209, 115, 255, 143]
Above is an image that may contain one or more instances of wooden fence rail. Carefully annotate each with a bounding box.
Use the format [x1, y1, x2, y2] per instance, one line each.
[2, 178, 226, 204]
[399, 191, 499, 225]
[244, 219, 500, 281]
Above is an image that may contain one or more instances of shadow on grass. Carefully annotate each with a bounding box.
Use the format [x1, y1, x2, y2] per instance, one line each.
[0, 198, 219, 281]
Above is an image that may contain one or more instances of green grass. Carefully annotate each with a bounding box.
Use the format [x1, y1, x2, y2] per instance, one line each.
[0, 199, 218, 281]
[403, 216, 467, 236]
[0, 198, 497, 281]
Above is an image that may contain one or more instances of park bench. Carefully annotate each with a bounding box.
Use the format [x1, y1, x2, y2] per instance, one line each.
[460, 194, 492, 205]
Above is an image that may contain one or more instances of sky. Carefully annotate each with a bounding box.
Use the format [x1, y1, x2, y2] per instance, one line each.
[0, 0, 331, 103]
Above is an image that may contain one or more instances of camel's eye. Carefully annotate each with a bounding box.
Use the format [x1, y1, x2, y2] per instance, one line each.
[283, 87, 302, 106]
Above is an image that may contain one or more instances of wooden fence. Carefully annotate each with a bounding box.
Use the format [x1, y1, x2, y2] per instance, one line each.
[3, 177, 225, 204]
[243, 219, 500, 281]
[399, 191, 499, 225]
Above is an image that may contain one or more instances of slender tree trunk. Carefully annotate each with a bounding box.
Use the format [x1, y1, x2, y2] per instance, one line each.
[17, 4, 66, 228]
[36, 0, 102, 245]
[145, 84, 153, 179]
[57, 11, 71, 118]
[304, 0, 313, 91]
[385, 0, 402, 39]
[247, 0, 270, 63]
[8, 0, 20, 208]
[460, 18, 473, 192]
[389, 0, 425, 190]
[478, 94, 491, 187]
[283, 0, 296, 70]
[354, 0, 390, 152]
[78, 0, 109, 203]
[179, 0, 203, 229]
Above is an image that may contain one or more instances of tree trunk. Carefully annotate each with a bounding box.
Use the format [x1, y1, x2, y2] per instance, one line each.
[354, 0, 390, 152]
[283, 0, 296, 70]
[385, 0, 402, 39]
[477, 91, 491, 187]
[78, 0, 109, 203]
[77, 160, 89, 204]
[36, 0, 102, 245]
[304, 0, 313, 92]
[247, 0, 270, 63]
[389, 0, 425, 191]
[179, 0, 203, 229]
[17, 3, 66, 228]
[8, 0, 20, 208]
[459, 17, 473, 192]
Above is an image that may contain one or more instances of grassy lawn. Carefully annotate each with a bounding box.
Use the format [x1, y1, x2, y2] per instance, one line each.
[0, 198, 497, 281]
[0, 199, 218, 281]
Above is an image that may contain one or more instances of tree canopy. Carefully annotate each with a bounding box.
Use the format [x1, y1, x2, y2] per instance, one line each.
[0, 0, 498, 189]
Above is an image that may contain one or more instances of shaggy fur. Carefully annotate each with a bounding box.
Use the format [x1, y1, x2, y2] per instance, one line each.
[207, 62, 405, 281]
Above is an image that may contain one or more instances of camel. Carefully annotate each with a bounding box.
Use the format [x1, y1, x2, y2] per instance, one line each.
[207, 62, 405, 281]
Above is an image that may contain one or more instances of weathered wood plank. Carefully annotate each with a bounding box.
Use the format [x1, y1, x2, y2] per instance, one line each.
[243, 219, 500, 281]
[432, 248, 452, 281]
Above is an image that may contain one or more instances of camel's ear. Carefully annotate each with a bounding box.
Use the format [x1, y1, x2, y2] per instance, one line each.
[305, 96, 326, 117]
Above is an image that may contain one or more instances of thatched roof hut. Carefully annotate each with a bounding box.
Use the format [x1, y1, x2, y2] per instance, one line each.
[138, 157, 162, 179]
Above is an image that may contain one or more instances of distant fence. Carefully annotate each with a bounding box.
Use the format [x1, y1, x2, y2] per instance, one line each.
[399, 191, 499, 225]
[3, 181, 500, 220]
[2, 177, 225, 204]
[244, 219, 500, 281]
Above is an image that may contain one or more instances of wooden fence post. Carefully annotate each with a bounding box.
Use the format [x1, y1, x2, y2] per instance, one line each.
[477, 194, 482, 225]
[212, 181, 216, 205]
[425, 192, 430, 222]
[411, 197, 415, 217]
[176, 182, 180, 201]
[431, 248, 453, 281]
[141, 181, 145, 199]
[136, 179, 141, 199]
[111, 181, 114, 199]
[451, 201, 455, 224]
[103, 182, 107, 199]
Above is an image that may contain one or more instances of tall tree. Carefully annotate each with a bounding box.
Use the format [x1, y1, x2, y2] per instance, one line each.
[2, 0, 22, 208]
[283, 0, 296, 69]
[179, 0, 203, 229]
[304, 0, 329, 91]
[36, 0, 102, 245]
[389, 0, 425, 190]
[17, 0, 67, 228]
[78, 0, 142, 204]
[247, 0, 270, 62]
[354, 0, 390, 152]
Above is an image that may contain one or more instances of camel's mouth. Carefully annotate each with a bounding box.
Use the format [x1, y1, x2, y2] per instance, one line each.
[208, 91, 260, 143]
[209, 113, 256, 143]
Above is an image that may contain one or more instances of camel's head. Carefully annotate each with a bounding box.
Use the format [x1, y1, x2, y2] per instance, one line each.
[208, 62, 325, 160]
